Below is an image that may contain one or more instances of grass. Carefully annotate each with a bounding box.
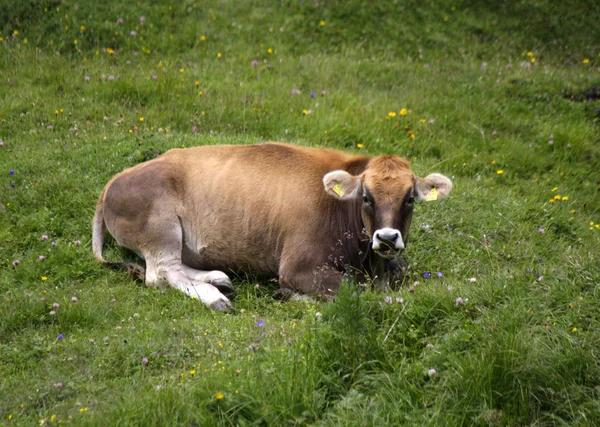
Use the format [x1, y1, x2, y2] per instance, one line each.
[1, 0, 600, 425]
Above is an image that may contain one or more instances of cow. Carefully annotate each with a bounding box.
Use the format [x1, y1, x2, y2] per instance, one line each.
[92, 142, 452, 311]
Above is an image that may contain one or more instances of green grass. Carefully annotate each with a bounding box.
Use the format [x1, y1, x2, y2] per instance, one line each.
[1, 0, 600, 425]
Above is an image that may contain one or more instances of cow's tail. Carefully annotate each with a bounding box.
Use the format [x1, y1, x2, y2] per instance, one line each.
[92, 187, 146, 281]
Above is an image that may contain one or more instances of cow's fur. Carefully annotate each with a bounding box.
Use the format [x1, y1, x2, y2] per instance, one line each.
[92, 142, 452, 310]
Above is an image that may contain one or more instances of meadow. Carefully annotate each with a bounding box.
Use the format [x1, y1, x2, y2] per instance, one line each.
[1, 0, 600, 425]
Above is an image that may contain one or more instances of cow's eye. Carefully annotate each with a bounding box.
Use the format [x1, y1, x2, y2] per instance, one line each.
[362, 195, 372, 206]
[405, 196, 415, 205]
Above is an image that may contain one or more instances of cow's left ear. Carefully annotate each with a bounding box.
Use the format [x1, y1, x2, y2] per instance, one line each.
[416, 173, 453, 201]
[323, 170, 361, 200]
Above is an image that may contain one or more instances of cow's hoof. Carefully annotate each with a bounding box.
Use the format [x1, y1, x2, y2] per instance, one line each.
[211, 278, 235, 298]
[273, 287, 294, 301]
[210, 300, 235, 312]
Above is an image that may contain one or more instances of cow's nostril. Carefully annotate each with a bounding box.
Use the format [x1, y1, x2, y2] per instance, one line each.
[374, 230, 401, 249]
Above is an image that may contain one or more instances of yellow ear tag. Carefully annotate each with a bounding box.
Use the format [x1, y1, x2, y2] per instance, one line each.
[425, 187, 438, 201]
[332, 183, 345, 197]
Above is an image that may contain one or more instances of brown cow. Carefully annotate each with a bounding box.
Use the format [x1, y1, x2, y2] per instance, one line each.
[92, 143, 452, 311]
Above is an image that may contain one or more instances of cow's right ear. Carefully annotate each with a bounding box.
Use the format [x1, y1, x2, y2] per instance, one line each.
[323, 170, 361, 200]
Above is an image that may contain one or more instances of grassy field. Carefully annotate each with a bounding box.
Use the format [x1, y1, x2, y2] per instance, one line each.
[1, 0, 600, 425]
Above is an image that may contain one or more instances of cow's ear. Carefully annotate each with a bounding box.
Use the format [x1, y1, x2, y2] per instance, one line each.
[416, 173, 453, 201]
[323, 170, 361, 200]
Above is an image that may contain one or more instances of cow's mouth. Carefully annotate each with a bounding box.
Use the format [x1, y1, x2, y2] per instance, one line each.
[374, 248, 402, 259]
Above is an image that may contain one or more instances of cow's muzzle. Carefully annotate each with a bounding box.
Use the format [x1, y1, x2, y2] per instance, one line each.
[372, 228, 404, 258]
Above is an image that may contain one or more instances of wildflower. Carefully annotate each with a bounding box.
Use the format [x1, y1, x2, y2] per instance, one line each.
[549, 199, 555, 204]
[53, 303, 59, 309]
[570, 210, 576, 214]
[117, 18, 124, 24]
[42, 234, 49, 241]
[315, 312, 322, 317]
[290, 88, 301, 95]
[572, 327, 577, 333]
[554, 195, 561, 200]
[320, 20, 326, 26]
[427, 368, 437, 377]
[506, 63, 513, 68]
[130, 30, 137, 36]
[0, 141, 3, 147]
[496, 170, 503, 175]
[388, 111, 396, 118]
[39, 255, 46, 261]
[140, 16, 145, 25]
[216, 392, 224, 401]
[251, 60, 258, 67]
[256, 321, 265, 327]
[469, 277, 477, 283]
[302, 109, 312, 115]
[200, 35, 207, 41]
[384, 296, 393, 304]
[12, 260, 20, 268]
[455, 297, 464, 305]
[189, 369, 196, 375]
[420, 118, 426, 123]
[311, 92, 316, 98]
[267, 48, 273, 54]
[527, 51, 533, 57]
[531, 57, 536, 63]
[79, 407, 88, 413]
[583, 59, 590, 64]
[409, 286, 415, 293]
[139, 117, 144, 122]
[54, 382, 63, 388]
[51, 242, 57, 248]
[9, 169, 15, 175]
[217, 52, 222, 58]
[356, 143, 363, 148]
[13, 30, 19, 35]
[321, 90, 326, 96]
[106, 48, 114, 55]
[492, 130, 498, 136]
[396, 297, 403, 304]
[538, 228, 545, 233]
[399, 108, 408, 116]
[423, 272, 431, 279]
[551, 187, 558, 192]
[142, 357, 148, 364]
[427, 119, 435, 124]
[437, 272, 443, 278]
[41, 276, 48, 281]
[74, 240, 81, 246]
[89, 339, 95, 344]
[71, 296, 78, 303]
[481, 62, 487, 69]
[561, 196, 568, 201]
[57, 333, 63, 340]
[426, 343, 434, 350]
[49, 310, 56, 316]
[84, 75, 90, 82]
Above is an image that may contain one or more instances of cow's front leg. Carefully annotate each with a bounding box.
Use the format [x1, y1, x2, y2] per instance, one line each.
[181, 265, 234, 298]
[278, 255, 343, 301]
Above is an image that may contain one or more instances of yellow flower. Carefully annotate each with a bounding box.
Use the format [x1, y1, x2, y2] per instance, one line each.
[388, 111, 396, 117]
[572, 327, 577, 333]
[562, 196, 568, 201]
[51, 414, 56, 422]
[55, 109, 59, 115]
[399, 108, 408, 116]
[569, 209, 576, 214]
[60, 108, 64, 113]
[189, 369, 196, 375]
[215, 392, 224, 401]
[492, 160, 496, 165]
[41, 276, 48, 281]
[139, 117, 144, 122]
[496, 170, 503, 175]
[595, 224, 600, 229]
[551, 187, 558, 192]
[319, 20, 326, 26]
[554, 195, 561, 200]
[79, 407, 88, 413]
[590, 222, 595, 226]
[302, 109, 308, 115]
[8, 415, 12, 420]
[106, 47, 114, 55]
[357, 143, 363, 148]
[179, 68, 184, 73]
[13, 30, 19, 35]
[549, 199, 555, 204]
[158, 61, 163, 68]
[531, 57, 536, 63]
[217, 52, 222, 58]
[583, 58, 590, 64]
[267, 48, 273, 54]
[73, 39, 78, 45]
[195, 81, 200, 87]
[527, 51, 533, 57]
[200, 35, 207, 41]
[420, 118, 426, 123]
[198, 91, 203, 96]
[80, 25, 85, 31]
[0, 37, 3, 43]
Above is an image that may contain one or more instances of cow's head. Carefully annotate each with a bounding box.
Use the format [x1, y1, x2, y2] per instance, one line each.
[323, 156, 452, 258]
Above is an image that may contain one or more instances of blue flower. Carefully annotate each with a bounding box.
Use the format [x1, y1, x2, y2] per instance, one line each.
[58, 333, 64, 340]
[423, 272, 431, 279]
[256, 321, 265, 327]
[437, 272, 443, 278]
[9, 169, 15, 175]
[311, 92, 316, 98]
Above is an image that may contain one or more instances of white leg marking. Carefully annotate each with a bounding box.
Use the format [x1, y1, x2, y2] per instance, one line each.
[181, 265, 230, 284]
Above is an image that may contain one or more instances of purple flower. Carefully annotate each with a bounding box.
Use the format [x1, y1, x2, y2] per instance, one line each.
[395, 297, 403, 304]
[41, 234, 48, 241]
[481, 62, 487, 70]
[0, 140, 4, 147]
[142, 357, 149, 364]
[84, 76, 90, 81]
[549, 134, 554, 140]
[455, 297, 464, 306]
[9, 169, 14, 175]
[117, 18, 124, 25]
[437, 272, 443, 278]
[49, 310, 56, 316]
[311, 92, 316, 98]
[426, 343, 434, 350]
[423, 272, 431, 279]
[89, 338, 95, 344]
[468, 277, 476, 283]
[320, 90, 326, 96]
[538, 228, 545, 233]
[506, 63, 513, 68]
[51, 241, 57, 248]
[39, 255, 46, 261]
[428, 368, 437, 377]
[53, 302, 60, 309]
[290, 88, 301, 95]
[140, 16, 145, 25]
[11, 183, 16, 188]
[58, 333, 64, 340]
[54, 382, 63, 388]
[108, 75, 115, 80]
[12, 260, 20, 268]
[251, 60, 259, 67]
[151, 74, 158, 80]
[492, 130, 498, 136]
[74, 240, 81, 246]
[130, 30, 137, 37]
[71, 296, 78, 303]
[256, 321, 265, 327]
[427, 119, 435, 125]
[384, 296, 393, 304]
